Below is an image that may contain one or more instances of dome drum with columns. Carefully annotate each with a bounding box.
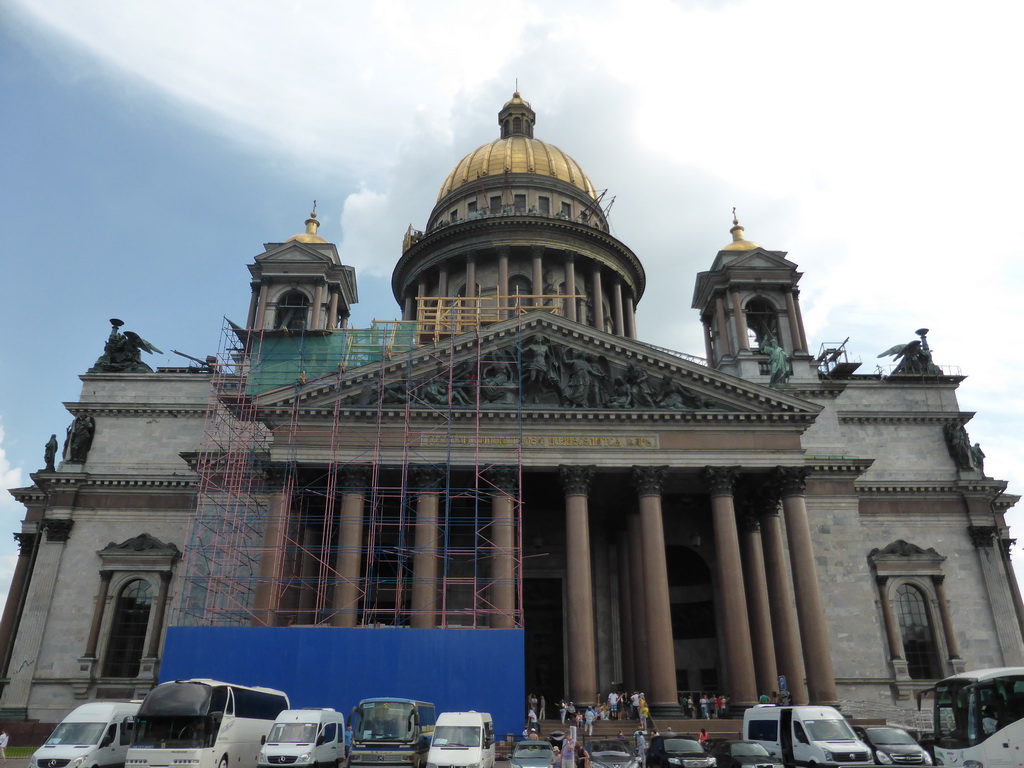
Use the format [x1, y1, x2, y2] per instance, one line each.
[393, 93, 644, 342]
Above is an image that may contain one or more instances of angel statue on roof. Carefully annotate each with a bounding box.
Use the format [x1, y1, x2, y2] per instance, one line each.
[88, 318, 163, 373]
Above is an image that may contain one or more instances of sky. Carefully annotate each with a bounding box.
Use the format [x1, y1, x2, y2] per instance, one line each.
[2, 0, 1024, 609]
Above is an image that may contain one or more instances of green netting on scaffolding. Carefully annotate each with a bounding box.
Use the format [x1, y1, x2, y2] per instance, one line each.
[246, 321, 419, 394]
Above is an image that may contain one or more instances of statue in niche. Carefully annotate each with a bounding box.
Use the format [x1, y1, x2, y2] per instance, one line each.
[64, 414, 95, 463]
[44, 433, 59, 471]
[762, 337, 793, 388]
[878, 328, 942, 375]
[944, 422, 982, 473]
[89, 318, 163, 373]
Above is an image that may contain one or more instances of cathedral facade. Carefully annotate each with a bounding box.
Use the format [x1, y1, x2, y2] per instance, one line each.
[2, 93, 1021, 726]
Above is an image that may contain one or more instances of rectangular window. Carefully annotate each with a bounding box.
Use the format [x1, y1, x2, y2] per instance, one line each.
[514, 194, 526, 213]
[490, 196, 502, 214]
[561, 201, 572, 217]
[467, 201, 477, 214]
[538, 196, 550, 214]
[450, 209, 458, 222]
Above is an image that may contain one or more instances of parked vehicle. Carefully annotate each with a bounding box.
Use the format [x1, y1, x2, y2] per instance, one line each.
[259, 708, 345, 768]
[646, 734, 715, 768]
[742, 706, 871, 768]
[426, 712, 494, 768]
[585, 740, 640, 768]
[31, 701, 141, 768]
[851, 726, 931, 766]
[709, 740, 781, 768]
[349, 699, 435, 768]
[508, 741, 555, 768]
[921, 667, 1024, 768]
[128, 678, 289, 768]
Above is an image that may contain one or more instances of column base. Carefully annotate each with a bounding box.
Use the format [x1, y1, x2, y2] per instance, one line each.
[648, 702, 683, 719]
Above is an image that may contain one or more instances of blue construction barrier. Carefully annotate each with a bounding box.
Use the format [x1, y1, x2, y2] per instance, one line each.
[161, 626, 525, 735]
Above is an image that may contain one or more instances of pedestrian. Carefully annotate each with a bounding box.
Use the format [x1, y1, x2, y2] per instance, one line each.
[608, 690, 620, 720]
[551, 747, 562, 768]
[560, 700, 568, 724]
[635, 730, 647, 766]
[759, 692, 770, 704]
[698, 728, 709, 748]
[700, 695, 709, 719]
[345, 725, 353, 760]
[562, 731, 578, 768]
[528, 708, 539, 732]
[540, 696, 547, 721]
[0, 729, 7, 764]
[584, 706, 596, 736]
[631, 691, 641, 720]
[639, 698, 649, 730]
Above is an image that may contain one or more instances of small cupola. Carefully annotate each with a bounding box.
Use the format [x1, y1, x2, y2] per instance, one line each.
[498, 91, 536, 138]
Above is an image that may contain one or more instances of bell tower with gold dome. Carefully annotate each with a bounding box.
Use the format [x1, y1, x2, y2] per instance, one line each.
[692, 214, 813, 384]
[393, 93, 645, 341]
[245, 207, 359, 332]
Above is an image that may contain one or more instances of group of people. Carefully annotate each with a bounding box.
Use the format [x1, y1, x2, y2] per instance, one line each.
[680, 694, 729, 719]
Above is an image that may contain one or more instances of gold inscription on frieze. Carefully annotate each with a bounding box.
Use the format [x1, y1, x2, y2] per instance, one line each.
[420, 434, 658, 449]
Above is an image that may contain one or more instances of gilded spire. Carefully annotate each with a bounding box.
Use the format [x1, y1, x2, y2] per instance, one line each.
[722, 208, 761, 251]
[287, 201, 328, 244]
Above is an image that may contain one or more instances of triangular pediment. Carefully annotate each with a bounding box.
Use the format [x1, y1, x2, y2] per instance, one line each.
[255, 240, 341, 267]
[249, 312, 821, 425]
[711, 248, 796, 272]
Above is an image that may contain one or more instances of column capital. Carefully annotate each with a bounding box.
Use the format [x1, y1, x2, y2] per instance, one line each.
[531, 244, 545, 257]
[559, 465, 595, 496]
[341, 465, 371, 487]
[1001, 536, 1016, 557]
[487, 466, 519, 493]
[931, 574, 946, 586]
[772, 466, 809, 497]
[631, 466, 668, 496]
[466, 251, 477, 264]
[41, 518, 74, 543]
[701, 466, 740, 497]
[13, 531, 35, 555]
[496, 245, 510, 258]
[736, 506, 760, 534]
[563, 250, 576, 263]
[969, 524, 997, 549]
[411, 465, 446, 491]
[875, 574, 889, 587]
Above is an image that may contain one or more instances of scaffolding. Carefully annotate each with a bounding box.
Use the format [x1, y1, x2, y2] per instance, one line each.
[171, 300, 562, 631]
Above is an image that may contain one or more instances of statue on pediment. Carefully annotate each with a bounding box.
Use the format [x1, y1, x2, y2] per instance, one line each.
[878, 328, 942, 375]
[44, 433, 59, 471]
[89, 318, 163, 373]
[64, 414, 95, 463]
[561, 350, 607, 408]
[522, 335, 560, 404]
[763, 338, 793, 388]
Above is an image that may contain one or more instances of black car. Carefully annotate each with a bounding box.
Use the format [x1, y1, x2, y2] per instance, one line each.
[647, 734, 715, 768]
[852, 726, 932, 766]
[709, 740, 781, 768]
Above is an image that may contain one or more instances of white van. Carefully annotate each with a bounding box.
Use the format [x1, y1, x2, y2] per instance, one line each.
[743, 705, 872, 768]
[426, 712, 494, 768]
[30, 701, 141, 768]
[259, 709, 346, 768]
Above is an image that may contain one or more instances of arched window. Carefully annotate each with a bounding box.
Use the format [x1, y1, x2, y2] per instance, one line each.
[745, 297, 779, 348]
[896, 583, 940, 679]
[275, 291, 310, 330]
[103, 579, 153, 678]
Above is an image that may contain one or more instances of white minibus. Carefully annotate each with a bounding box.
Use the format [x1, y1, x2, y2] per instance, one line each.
[426, 712, 494, 768]
[743, 705, 872, 768]
[30, 701, 141, 768]
[259, 709, 345, 768]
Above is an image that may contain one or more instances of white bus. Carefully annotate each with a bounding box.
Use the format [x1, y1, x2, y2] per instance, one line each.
[127, 679, 289, 768]
[923, 667, 1024, 768]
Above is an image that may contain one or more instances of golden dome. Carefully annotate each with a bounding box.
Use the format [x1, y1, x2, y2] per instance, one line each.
[436, 92, 597, 201]
[722, 213, 761, 251]
[437, 137, 598, 201]
[287, 208, 328, 244]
